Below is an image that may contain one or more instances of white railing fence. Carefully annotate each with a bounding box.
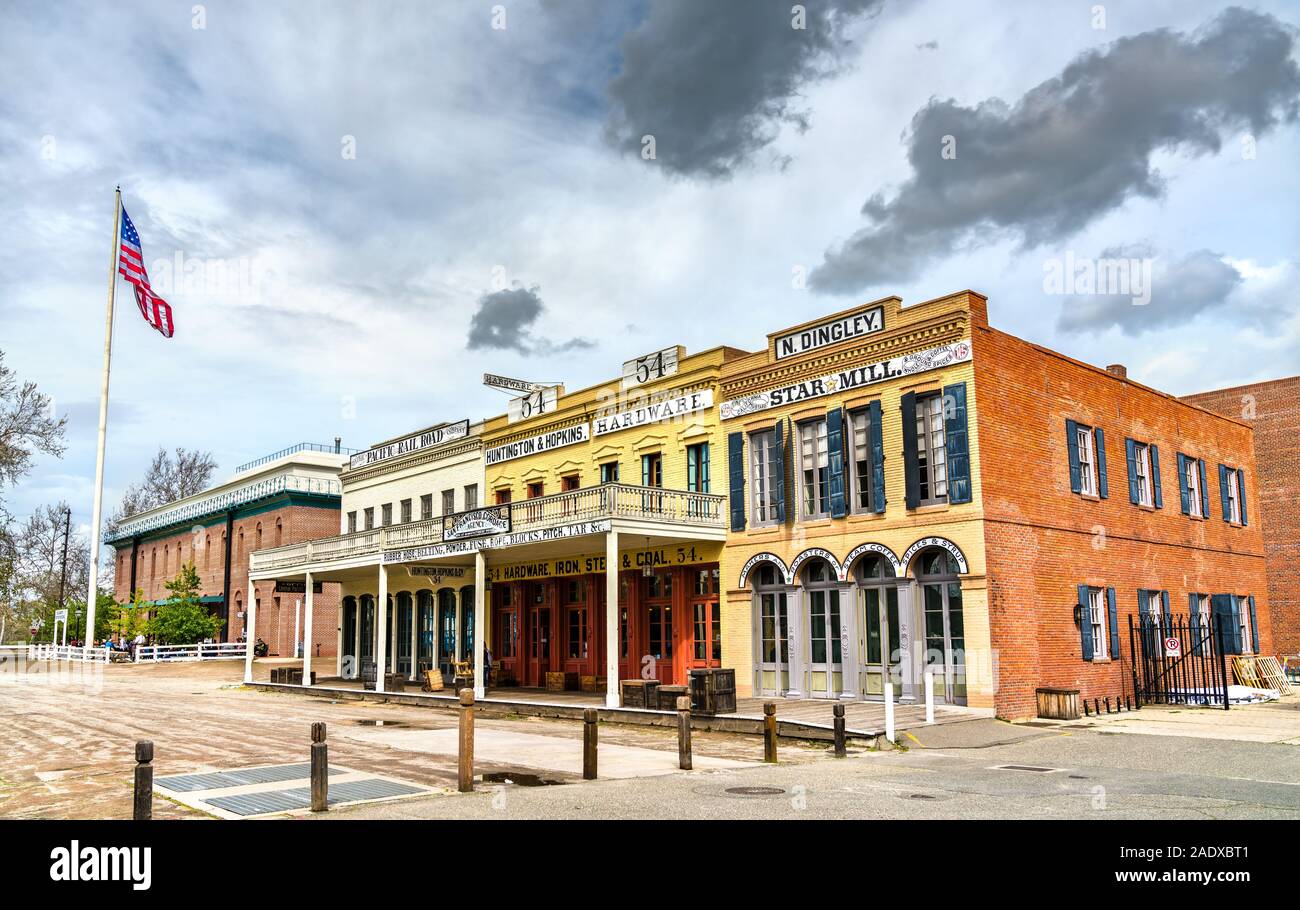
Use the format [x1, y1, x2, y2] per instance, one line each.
[26, 644, 111, 663]
[135, 642, 247, 662]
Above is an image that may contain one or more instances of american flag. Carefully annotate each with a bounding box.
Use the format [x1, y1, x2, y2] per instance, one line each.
[118, 207, 175, 338]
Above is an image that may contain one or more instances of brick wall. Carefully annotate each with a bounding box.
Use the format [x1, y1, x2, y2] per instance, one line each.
[972, 326, 1270, 718]
[1183, 376, 1300, 656]
[110, 499, 342, 656]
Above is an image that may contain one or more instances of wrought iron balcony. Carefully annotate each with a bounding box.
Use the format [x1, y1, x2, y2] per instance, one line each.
[249, 483, 724, 573]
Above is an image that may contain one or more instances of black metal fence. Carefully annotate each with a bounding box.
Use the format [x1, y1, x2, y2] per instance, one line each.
[1128, 613, 1230, 710]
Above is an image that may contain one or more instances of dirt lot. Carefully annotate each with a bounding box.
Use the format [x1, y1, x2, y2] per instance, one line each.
[0, 657, 823, 819]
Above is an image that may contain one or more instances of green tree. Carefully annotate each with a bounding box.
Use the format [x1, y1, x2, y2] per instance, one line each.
[110, 588, 149, 641]
[146, 562, 224, 645]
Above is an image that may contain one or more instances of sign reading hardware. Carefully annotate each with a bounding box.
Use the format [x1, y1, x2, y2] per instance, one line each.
[621, 346, 680, 389]
[349, 420, 469, 469]
[594, 389, 713, 435]
[442, 506, 510, 541]
[484, 373, 548, 394]
[721, 341, 971, 420]
[485, 423, 590, 465]
[775, 305, 884, 359]
[507, 386, 560, 424]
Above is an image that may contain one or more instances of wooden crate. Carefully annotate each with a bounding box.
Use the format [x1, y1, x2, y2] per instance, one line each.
[620, 679, 660, 708]
[657, 685, 689, 710]
[689, 668, 737, 714]
[1035, 687, 1079, 720]
[580, 674, 608, 693]
[545, 671, 567, 692]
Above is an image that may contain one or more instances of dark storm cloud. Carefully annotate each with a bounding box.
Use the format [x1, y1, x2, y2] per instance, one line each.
[1055, 246, 1245, 335]
[811, 7, 1300, 294]
[603, 0, 884, 179]
[466, 286, 594, 355]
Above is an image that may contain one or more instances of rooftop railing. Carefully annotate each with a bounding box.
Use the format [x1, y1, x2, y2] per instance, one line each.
[250, 483, 724, 573]
[235, 442, 359, 474]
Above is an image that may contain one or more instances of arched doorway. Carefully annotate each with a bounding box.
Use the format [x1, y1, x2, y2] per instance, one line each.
[458, 585, 475, 663]
[416, 590, 435, 676]
[395, 591, 414, 675]
[436, 588, 457, 683]
[914, 548, 966, 705]
[341, 595, 357, 678]
[801, 557, 844, 699]
[854, 553, 901, 698]
[750, 562, 790, 697]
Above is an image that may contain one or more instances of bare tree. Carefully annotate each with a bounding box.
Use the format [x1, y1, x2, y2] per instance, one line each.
[0, 351, 67, 494]
[107, 447, 218, 535]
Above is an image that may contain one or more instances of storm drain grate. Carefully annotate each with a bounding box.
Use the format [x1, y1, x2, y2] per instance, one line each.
[205, 778, 427, 817]
[725, 786, 785, 796]
[157, 763, 346, 793]
[993, 764, 1061, 773]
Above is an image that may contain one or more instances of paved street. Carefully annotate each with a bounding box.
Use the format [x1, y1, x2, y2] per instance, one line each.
[2, 658, 1298, 820]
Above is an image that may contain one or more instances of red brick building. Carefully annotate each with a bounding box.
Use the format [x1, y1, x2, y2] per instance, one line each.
[1182, 376, 1299, 658]
[106, 444, 348, 656]
[972, 309, 1271, 718]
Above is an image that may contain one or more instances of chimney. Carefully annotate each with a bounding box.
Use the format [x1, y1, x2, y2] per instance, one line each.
[1106, 364, 1127, 379]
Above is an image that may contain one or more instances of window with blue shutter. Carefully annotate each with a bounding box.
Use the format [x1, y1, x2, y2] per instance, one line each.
[1247, 595, 1259, 653]
[727, 432, 745, 532]
[1106, 587, 1119, 658]
[1211, 594, 1238, 655]
[1065, 419, 1082, 492]
[901, 391, 919, 509]
[775, 419, 787, 524]
[1197, 459, 1209, 518]
[1160, 590, 1171, 629]
[1125, 438, 1140, 504]
[827, 407, 847, 518]
[1077, 585, 1093, 661]
[869, 399, 885, 513]
[944, 383, 971, 503]
[1189, 593, 1203, 656]
[1238, 468, 1248, 525]
[1095, 427, 1108, 498]
[1218, 464, 1230, 521]
[1149, 445, 1162, 508]
[1177, 453, 1190, 515]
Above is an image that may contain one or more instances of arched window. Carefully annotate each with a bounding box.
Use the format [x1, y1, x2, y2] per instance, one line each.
[855, 554, 900, 691]
[752, 562, 789, 696]
[255, 522, 263, 551]
[274, 518, 283, 548]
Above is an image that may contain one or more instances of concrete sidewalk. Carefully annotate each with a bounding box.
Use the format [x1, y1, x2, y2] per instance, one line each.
[1046, 695, 1300, 744]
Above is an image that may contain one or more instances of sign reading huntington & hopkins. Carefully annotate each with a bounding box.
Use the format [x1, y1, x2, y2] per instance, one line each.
[775, 305, 884, 359]
[485, 423, 590, 466]
[721, 341, 971, 420]
[349, 420, 470, 469]
[443, 505, 511, 541]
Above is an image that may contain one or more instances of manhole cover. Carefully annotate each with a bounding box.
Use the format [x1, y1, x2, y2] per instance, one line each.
[724, 786, 785, 796]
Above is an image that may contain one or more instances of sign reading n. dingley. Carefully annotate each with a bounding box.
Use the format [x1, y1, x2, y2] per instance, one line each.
[721, 341, 971, 420]
[775, 305, 884, 360]
[594, 389, 713, 436]
[349, 420, 469, 469]
[485, 423, 590, 465]
[443, 506, 510, 541]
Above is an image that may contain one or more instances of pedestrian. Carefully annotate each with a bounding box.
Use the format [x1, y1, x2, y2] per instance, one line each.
[483, 644, 493, 693]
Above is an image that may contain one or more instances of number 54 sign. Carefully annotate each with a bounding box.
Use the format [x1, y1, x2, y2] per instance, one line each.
[622, 346, 681, 389]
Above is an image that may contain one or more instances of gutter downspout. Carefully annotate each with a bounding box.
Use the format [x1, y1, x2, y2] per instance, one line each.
[221, 510, 235, 643]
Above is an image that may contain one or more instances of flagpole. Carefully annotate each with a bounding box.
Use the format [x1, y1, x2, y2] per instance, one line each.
[85, 186, 121, 646]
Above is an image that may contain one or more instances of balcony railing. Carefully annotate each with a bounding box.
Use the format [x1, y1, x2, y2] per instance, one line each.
[250, 483, 724, 573]
[235, 442, 359, 474]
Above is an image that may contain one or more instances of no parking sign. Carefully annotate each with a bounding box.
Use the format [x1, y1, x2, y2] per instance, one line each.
[1164, 637, 1182, 658]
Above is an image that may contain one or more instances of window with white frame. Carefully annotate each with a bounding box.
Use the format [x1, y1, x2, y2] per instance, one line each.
[1186, 457, 1203, 518]
[464, 484, 478, 511]
[749, 429, 781, 525]
[1088, 587, 1107, 660]
[347, 511, 357, 534]
[1133, 442, 1155, 507]
[797, 418, 829, 518]
[420, 494, 433, 521]
[381, 503, 393, 526]
[1076, 425, 1097, 496]
[400, 498, 412, 524]
[847, 408, 873, 512]
[1237, 595, 1252, 653]
[442, 489, 456, 515]
[915, 394, 948, 505]
[363, 507, 374, 530]
[1226, 469, 1242, 523]
[1195, 593, 1211, 645]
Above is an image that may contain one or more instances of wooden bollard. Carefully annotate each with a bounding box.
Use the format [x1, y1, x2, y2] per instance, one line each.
[763, 702, 778, 763]
[133, 740, 153, 820]
[458, 689, 475, 793]
[310, 722, 328, 812]
[832, 703, 847, 758]
[582, 708, 598, 780]
[676, 696, 692, 770]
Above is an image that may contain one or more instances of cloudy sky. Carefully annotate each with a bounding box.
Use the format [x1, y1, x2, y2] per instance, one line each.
[2, 0, 1297, 551]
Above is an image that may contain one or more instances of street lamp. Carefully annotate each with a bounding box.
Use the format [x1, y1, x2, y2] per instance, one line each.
[75, 609, 83, 644]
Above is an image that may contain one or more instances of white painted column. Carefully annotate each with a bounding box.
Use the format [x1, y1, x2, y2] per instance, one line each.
[335, 596, 344, 679]
[375, 566, 388, 693]
[604, 528, 619, 708]
[785, 585, 805, 698]
[408, 595, 418, 682]
[473, 551, 486, 699]
[293, 597, 302, 659]
[839, 583, 859, 699]
[896, 581, 917, 702]
[243, 579, 257, 684]
[352, 598, 361, 679]
[302, 573, 313, 687]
